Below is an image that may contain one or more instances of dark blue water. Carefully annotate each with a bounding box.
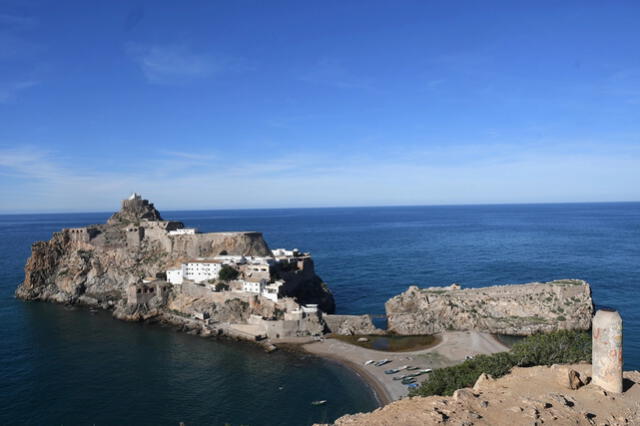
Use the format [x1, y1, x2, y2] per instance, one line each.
[1, 203, 639, 424]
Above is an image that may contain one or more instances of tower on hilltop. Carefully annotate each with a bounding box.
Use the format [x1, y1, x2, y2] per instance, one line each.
[107, 193, 163, 225]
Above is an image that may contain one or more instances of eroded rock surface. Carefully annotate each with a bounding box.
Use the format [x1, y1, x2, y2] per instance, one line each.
[386, 280, 593, 335]
[324, 364, 640, 426]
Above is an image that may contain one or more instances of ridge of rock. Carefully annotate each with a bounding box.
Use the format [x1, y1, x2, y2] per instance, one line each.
[385, 280, 593, 335]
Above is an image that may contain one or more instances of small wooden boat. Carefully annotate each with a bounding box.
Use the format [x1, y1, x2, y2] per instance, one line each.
[407, 383, 419, 389]
[392, 374, 409, 381]
[374, 359, 391, 367]
[311, 400, 327, 406]
[364, 360, 375, 366]
[398, 365, 409, 370]
[401, 378, 416, 385]
[420, 368, 432, 373]
[405, 366, 419, 371]
[384, 369, 399, 375]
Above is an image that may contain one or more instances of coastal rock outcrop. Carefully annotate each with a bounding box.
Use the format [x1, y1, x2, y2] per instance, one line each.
[323, 314, 384, 335]
[323, 364, 640, 425]
[385, 280, 593, 335]
[16, 194, 335, 324]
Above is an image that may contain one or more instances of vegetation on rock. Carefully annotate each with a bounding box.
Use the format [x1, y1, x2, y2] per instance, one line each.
[409, 330, 591, 397]
[218, 265, 239, 282]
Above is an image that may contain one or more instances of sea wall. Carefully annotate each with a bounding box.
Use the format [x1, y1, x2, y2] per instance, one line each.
[385, 280, 593, 335]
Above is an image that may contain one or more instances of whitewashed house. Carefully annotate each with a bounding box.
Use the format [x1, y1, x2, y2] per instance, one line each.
[184, 260, 222, 283]
[261, 280, 284, 302]
[166, 267, 184, 285]
[242, 279, 267, 293]
[272, 248, 300, 257]
[168, 228, 197, 236]
[167, 259, 224, 285]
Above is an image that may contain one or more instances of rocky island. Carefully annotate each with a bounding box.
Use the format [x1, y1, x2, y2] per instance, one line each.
[16, 194, 344, 341]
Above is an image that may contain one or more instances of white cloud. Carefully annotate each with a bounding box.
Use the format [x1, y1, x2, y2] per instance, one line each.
[126, 43, 219, 85]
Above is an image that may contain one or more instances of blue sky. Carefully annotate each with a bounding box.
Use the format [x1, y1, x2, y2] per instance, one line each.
[1, 1, 639, 213]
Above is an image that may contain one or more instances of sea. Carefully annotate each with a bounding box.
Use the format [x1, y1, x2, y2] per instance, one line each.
[1, 203, 638, 425]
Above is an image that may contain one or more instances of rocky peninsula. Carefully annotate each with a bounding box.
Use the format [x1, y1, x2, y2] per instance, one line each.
[16, 194, 338, 341]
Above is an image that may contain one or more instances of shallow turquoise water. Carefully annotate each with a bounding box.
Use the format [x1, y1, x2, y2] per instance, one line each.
[1, 203, 639, 424]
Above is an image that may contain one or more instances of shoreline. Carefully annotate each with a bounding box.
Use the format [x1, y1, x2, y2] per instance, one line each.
[298, 331, 511, 404]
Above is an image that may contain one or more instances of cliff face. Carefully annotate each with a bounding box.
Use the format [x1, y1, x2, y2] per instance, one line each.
[386, 280, 593, 335]
[16, 196, 334, 317]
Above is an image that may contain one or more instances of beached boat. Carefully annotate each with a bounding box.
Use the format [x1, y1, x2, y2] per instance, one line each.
[405, 366, 419, 370]
[392, 374, 409, 381]
[407, 383, 419, 389]
[374, 359, 391, 366]
[401, 378, 416, 385]
[398, 365, 409, 370]
[384, 369, 399, 375]
[364, 360, 375, 366]
[420, 368, 432, 373]
[311, 400, 327, 406]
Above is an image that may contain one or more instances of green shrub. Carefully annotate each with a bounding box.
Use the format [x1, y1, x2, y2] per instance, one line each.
[409, 330, 591, 397]
[218, 265, 239, 282]
[510, 329, 591, 367]
[215, 282, 230, 292]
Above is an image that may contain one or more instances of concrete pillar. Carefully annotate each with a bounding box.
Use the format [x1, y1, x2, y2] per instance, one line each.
[592, 309, 623, 393]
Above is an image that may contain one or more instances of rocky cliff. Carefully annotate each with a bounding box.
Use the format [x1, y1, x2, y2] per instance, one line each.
[16, 195, 335, 318]
[386, 280, 593, 335]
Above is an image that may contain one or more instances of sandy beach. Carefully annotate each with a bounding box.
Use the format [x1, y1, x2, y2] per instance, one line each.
[300, 331, 510, 404]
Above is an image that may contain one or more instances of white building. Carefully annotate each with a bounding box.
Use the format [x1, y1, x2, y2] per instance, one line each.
[242, 280, 265, 293]
[302, 304, 318, 314]
[261, 280, 284, 302]
[167, 259, 225, 285]
[167, 267, 184, 285]
[272, 248, 300, 257]
[168, 228, 197, 236]
[214, 255, 247, 265]
[184, 260, 222, 283]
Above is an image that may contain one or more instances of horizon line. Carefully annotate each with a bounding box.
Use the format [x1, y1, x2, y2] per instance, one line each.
[1, 199, 638, 216]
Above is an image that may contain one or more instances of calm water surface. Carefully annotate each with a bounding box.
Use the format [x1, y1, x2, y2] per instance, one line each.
[1, 203, 638, 424]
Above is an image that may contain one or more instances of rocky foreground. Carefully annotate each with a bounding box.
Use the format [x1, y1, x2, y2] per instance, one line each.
[324, 363, 640, 426]
[386, 280, 593, 335]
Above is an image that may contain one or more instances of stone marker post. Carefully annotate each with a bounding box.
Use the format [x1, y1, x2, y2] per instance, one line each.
[592, 309, 623, 393]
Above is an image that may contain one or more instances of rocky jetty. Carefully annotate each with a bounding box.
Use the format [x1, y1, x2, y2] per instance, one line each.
[386, 280, 593, 335]
[16, 194, 335, 325]
[323, 363, 640, 425]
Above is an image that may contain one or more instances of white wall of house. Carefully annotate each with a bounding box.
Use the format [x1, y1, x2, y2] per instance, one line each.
[168, 228, 197, 236]
[242, 280, 263, 293]
[184, 262, 222, 283]
[167, 268, 184, 285]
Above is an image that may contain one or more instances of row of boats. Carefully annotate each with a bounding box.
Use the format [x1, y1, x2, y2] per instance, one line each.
[364, 359, 433, 387]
